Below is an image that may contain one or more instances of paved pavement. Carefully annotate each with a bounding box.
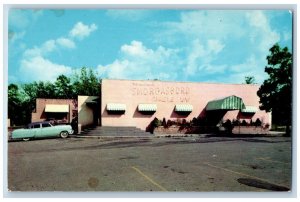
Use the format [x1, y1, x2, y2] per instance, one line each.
[7, 135, 292, 192]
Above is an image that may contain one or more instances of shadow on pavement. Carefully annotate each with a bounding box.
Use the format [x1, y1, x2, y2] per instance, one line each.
[237, 178, 290, 191]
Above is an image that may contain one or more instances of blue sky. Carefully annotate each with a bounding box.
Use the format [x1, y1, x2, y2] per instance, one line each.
[8, 9, 292, 84]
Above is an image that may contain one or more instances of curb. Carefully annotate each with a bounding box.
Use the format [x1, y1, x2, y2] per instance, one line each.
[69, 135, 155, 138]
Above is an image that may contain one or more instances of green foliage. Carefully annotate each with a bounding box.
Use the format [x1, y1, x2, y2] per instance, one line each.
[244, 76, 256, 84]
[153, 117, 162, 128]
[254, 118, 262, 127]
[257, 43, 292, 134]
[72, 67, 100, 96]
[222, 119, 233, 134]
[8, 67, 101, 126]
[55, 75, 75, 99]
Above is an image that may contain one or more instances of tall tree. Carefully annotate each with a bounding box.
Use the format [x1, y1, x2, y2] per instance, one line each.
[8, 84, 22, 125]
[72, 67, 100, 96]
[8, 67, 101, 126]
[55, 75, 75, 99]
[244, 76, 255, 84]
[257, 43, 292, 136]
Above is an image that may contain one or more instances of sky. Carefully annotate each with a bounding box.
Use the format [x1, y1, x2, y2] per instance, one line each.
[7, 9, 293, 84]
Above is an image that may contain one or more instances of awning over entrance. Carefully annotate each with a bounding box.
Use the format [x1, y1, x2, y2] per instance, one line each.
[106, 103, 126, 111]
[206, 95, 246, 111]
[45, 104, 69, 113]
[241, 106, 258, 113]
[175, 104, 193, 112]
[138, 104, 157, 112]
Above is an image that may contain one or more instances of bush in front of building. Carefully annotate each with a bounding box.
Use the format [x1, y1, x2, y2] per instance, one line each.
[232, 119, 241, 126]
[146, 117, 162, 133]
[254, 118, 262, 127]
[222, 119, 233, 134]
[162, 118, 167, 128]
[241, 120, 248, 126]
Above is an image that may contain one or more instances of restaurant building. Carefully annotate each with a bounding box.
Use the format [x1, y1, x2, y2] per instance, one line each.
[31, 79, 271, 132]
[100, 79, 271, 131]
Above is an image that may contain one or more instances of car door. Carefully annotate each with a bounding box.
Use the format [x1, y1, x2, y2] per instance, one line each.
[41, 123, 56, 137]
[32, 123, 42, 137]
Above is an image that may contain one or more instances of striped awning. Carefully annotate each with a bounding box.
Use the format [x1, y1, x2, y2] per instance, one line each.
[45, 104, 69, 113]
[138, 104, 157, 112]
[175, 104, 193, 112]
[241, 106, 258, 113]
[106, 103, 126, 111]
[206, 95, 246, 111]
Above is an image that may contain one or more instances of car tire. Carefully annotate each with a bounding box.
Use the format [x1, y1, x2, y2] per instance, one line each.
[60, 131, 69, 139]
[23, 138, 30, 141]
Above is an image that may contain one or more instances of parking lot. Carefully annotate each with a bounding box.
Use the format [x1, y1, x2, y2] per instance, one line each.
[7, 135, 292, 192]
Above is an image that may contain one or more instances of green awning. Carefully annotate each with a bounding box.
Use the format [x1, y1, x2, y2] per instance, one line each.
[175, 104, 193, 112]
[138, 104, 157, 112]
[241, 106, 258, 113]
[206, 95, 246, 111]
[106, 103, 126, 111]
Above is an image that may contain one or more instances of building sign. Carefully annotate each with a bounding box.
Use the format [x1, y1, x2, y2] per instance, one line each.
[131, 81, 190, 103]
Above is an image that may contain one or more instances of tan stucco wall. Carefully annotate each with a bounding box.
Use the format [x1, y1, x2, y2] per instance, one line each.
[78, 95, 99, 127]
[31, 98, 76, 123]
[101, 79, 271, 130]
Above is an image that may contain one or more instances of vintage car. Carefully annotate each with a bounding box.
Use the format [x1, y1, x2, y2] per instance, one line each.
[11, 121, 74, 141]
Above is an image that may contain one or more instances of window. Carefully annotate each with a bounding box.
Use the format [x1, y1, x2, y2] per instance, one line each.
[42, 123, 51, 128]
[33, 124, 40, 128]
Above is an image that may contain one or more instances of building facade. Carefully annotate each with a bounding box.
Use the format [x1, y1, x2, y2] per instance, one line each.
[31, 98, 77, 124]
[101, 79, 271, 130]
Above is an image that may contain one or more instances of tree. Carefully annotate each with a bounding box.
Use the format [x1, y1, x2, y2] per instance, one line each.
[8, 67, 101, 126]
[8, 84, 22, 126]
[72, 67, 100, 96]
[257, 43, 292, 136]
[244, 76, 255, 84]
[55, 75, 75, 99]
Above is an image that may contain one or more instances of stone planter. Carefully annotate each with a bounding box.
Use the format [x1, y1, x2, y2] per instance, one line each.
[154, 126, 217, 135]
[232, 126, 269, 135]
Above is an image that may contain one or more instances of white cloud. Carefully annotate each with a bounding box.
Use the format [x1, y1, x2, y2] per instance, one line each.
[230, 55, 257, 73]
[121, 40, 150, 57]
[97, 40, 181, 80]
[245, 11, 280, 53]
[9, 9, 43, 30]
[23, 37, 76, 58]
[69, 22, 97, 40]
[207, 40, 225, 54]
[157, 10, 282, 83]
[283, 31, 292, 41]
[17, 21, 96, 82]
[56, 37, 76, 49]
[185, 39, 225, 76]
[20, 56, 72, 82]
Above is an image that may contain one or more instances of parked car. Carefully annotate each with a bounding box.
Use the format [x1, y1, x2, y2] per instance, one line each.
[11, 121, 74, 141]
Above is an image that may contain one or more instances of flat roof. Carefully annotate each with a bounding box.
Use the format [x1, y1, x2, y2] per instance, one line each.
[101, 78, 260, 87]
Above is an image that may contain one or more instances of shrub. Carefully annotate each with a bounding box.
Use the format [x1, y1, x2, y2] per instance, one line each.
[153, 117, 162, 128]
[191, 117, 198, 126]
[232, 119, 240, 126]
[167, 120, 174, 127]
[162, 118, 167, 128]
[176, 118, 182, 125]
[254, 118, 262, 127]
[241, 120, 248, 126]
[146, 117, 162, 134]
[222, 119, 233, 134]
